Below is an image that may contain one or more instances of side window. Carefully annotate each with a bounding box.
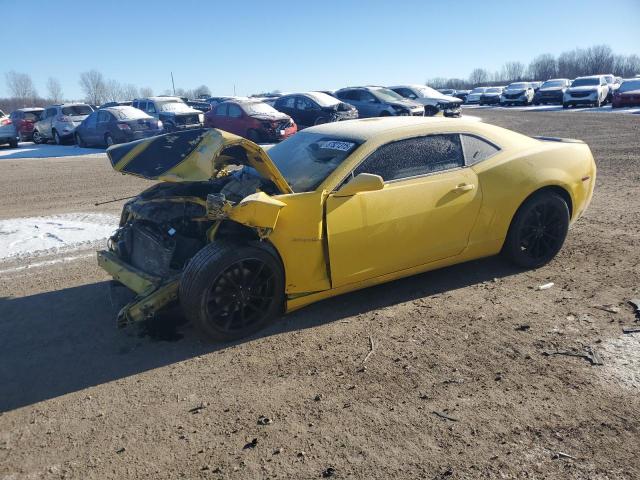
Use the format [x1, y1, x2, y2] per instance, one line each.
[146, 102, 157, 114]
[359, 91, 377, 103]
[395, 88, 417, 99]
[354, 135, 464, 181]
[215, 104, 227, 116]
[97, 111, 111, 123]
[46, 108, 57, 118]
[228, 104, 242, 118]
[338, 90, 356, 101]
[461, 134, 500, 165]
[280, 97, 296, 108]
[297, 97, 316, 110]
[85, 112, 98, 128]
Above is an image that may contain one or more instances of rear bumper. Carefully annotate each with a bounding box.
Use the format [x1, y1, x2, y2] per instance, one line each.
[97, 250, 178, 327]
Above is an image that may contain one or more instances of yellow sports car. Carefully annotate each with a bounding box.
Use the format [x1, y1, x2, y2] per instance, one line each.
[98, 117, 595, 341]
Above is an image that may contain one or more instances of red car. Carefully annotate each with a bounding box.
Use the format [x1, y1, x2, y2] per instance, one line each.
[204, 99, 296, 143]
[9, 108, 44, 142]
[612, 78, 640, 108]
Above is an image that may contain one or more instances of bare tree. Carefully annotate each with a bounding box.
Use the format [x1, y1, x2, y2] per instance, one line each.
[528, 54, 557, 80]
[140, 86, 153, 97]
[79, 70, 107, 105]
[46, 77, 64, 103]
[585, 45, 614, 74]
[104, 79, 124, 102]
[614, 54, 640, 77]
[468, 68, 489, 86]
[192, 85, 211, 98]
[121, 84, 139, 100]
[5, 71, 37, 102]
[502, 61, 525, 81]
[426, 77, 449, 89]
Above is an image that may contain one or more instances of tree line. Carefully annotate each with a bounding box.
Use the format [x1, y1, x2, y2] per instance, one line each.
[1, 69, 211, 112]
[427, 45, 640, 89]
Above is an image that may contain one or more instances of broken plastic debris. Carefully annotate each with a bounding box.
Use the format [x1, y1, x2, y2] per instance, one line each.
[537, 282, 554, 290]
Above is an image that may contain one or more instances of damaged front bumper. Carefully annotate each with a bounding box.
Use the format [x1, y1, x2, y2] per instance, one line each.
[97, 250, 179, 328]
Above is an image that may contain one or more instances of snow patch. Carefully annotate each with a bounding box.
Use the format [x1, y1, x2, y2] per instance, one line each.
[598, 333, 640, 391]
[0, 142, 105, 160]
[0, 213, 118, 260]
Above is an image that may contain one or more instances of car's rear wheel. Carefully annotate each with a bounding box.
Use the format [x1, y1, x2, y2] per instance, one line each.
[75, 133, 85, 147]
[425, 106, 438, 116]
[105, 133, 115, 147]
[9, 137, 18, 148]
[32, 130, 42, 144]
[502, 191, 569, 269]
[180, 242, 285, 342]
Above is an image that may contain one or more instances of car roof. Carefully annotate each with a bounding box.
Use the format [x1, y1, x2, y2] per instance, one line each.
[16, 107, 44, 112]
[575, 75, 602, 80]
[303, 116, 491, 142]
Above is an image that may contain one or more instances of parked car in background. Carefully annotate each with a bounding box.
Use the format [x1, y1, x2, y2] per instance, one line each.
[455, 90, 471, 102]
[437, 88, 457, 96]
[563, 76, 609, 108]
[100, 101, 132, 109]
[500, 82, 535, 106]
[318, 90, 337, 97]
[186, 99, 212, 112]
[388, 84, 462, 117]
[33, 103, 94, 144]
[206, 96, 250, 108]
[204, 99, 297, 143]
[273, 91, 357, 128]
[132, 97, 203, 132]
[75, 106, 163, 148]
[0, 110, 19, 148]
[533, 79, 571, 105]
[465, 87, 488, 104]
[612, 78, 640, 108]
[335, 86, 424, 118]
[479, 87, 504, 105]
[602, 74, 621, 102]
[529, 81, 543, 91]
[9, 107, 44, 141]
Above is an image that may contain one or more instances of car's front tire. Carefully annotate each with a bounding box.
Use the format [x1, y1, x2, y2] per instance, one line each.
[75, 133, 86, 147]
[9, 137, 18, 148]
[53, 130, 62, 145]
[502, 191, 569, 269]
[424, 106, 438, 116]
[105, 133, 115, 147]
[32, 130, 43, 144]
[247, 129, 261, 143]
[180, 241, 285, 342]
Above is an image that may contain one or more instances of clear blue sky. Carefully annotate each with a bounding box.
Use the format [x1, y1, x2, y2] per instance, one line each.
[2, 0, 639, 99]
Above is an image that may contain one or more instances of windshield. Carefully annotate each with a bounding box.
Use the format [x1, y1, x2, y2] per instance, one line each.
[371, 87, 405, 102]
[507, 83, 528, 90]
[157, 100, 192, 112]
[62, 105, 93, 116]
[619, 80, 640, 92]
[572, 78, 599, 87]
[486, 88, 502, 93]
[470, 87, 486, 94]
[541, 80, 566, 88]
[243, 102, 279, 115]
[267, 132, 361, 192]
[23, 111, 43, 121]
[111, 106, 152, 120]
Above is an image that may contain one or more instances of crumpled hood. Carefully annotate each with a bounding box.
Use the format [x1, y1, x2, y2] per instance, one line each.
[106, 128, 292, 194]
[250, 112, 291, 122]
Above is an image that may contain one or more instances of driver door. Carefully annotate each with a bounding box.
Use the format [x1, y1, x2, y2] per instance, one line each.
[325, 134, 482, 288]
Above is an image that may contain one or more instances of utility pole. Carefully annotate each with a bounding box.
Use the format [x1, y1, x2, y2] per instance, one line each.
[171, 72, 176, 95]
[233, 84, 236, 96]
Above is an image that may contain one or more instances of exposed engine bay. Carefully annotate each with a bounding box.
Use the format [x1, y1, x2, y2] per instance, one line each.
[108, 168, 278, 278]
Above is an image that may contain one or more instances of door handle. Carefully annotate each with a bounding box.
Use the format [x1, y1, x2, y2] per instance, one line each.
[453, 183, 475, 192]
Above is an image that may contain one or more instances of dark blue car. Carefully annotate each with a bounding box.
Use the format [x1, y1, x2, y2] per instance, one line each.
[75, 106, 163, 148]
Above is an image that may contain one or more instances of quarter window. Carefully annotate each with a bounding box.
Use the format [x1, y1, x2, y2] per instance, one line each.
[354, 134, 464, 181]
[461, 134, 500, 165]
[281, 96, 296, 108]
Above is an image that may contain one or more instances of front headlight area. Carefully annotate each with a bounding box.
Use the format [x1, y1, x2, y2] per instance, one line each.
[392, 105, 410, 116]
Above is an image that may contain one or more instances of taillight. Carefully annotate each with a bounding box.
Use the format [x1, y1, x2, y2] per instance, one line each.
[56, 115, 71, 122]
[0, 118, 11, 126]
[117, 123, 131, 131]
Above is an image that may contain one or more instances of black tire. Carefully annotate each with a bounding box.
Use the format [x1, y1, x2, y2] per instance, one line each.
[53, 130, 62, 145]
[75, 133, 86, 148]
[562, 103, 569, 109]
[379, 111, 391, 117]
[247, 129, 261, 143]
[163, 122, 175, 133]
[105, 133, 115, 148]
[32, 130, 43, 144]
[9, 138, 18, 148]
[425, 105, 438, 116]
[503, 191, 569, 269]
[180, 241, 285, 342]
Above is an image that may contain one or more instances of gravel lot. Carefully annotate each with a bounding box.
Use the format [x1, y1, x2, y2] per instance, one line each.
[1, 110, 639, 479]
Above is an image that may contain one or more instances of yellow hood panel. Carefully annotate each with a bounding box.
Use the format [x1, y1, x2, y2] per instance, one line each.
[106, 128, 292, 194]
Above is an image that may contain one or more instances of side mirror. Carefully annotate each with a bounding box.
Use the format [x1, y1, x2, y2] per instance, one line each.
[334, 173, 384, 197]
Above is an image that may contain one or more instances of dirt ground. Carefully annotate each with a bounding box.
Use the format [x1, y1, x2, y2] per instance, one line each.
[1, 110, 639, 480]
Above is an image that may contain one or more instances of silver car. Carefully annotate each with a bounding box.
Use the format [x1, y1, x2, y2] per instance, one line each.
[0, 109, 19, 148]
[33, 103, 94, 144]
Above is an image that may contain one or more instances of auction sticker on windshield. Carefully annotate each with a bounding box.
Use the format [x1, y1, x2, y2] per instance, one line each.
[319, 140, 355, 151]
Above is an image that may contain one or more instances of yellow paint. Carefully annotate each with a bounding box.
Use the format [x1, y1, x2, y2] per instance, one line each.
[101, 117, 596, 318]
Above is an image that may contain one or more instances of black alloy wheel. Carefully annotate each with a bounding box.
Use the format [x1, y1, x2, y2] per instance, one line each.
[503, 192, 569, 268]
